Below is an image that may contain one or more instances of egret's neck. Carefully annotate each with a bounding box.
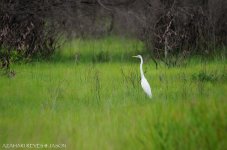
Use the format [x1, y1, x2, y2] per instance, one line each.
[139, 57, 145, 78]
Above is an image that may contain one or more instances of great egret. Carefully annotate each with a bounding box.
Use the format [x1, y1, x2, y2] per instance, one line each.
[133, 55, 152, 98]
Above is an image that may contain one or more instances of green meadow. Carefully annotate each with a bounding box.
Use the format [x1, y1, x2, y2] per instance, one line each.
[0, 37, 227, 149]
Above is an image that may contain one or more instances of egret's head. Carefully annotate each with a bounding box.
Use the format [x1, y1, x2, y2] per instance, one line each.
[132, 55, 142, 59]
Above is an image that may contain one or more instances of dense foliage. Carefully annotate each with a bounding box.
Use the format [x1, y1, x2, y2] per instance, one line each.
[142, 0, 227, 65]
[0, 0, 227, 68]
[0, 0, 74, 68]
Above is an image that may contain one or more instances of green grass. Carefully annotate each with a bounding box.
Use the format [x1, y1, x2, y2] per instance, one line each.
[0, 37, 227, 150]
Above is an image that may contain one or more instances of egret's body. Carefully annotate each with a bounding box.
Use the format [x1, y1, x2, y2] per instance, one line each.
[133, 55, 152, 98]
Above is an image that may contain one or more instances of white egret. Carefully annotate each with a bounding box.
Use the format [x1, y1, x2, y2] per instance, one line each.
[133, 55, 152, 98]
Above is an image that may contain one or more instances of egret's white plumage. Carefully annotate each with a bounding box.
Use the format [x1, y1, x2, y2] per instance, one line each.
[133, 55, 152, 98]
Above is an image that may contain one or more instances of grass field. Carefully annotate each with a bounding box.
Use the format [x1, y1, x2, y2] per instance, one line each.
[0, 37, 227, 149]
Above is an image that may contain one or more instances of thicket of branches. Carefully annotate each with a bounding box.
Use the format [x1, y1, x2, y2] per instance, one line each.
[142, 0, 227, 65]
[0, 0, 77, 69]
[0, 0, 118, 69]
[0, 0, 227, 69]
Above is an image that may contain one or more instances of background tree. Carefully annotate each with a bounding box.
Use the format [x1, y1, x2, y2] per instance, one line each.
[1, 0, 227, 69]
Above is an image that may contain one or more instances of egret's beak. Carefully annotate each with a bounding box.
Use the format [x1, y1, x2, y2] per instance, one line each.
[132, 56, 138, 58]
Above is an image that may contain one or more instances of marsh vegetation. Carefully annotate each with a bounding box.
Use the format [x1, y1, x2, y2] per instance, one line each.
[1, 37, 227, 149]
